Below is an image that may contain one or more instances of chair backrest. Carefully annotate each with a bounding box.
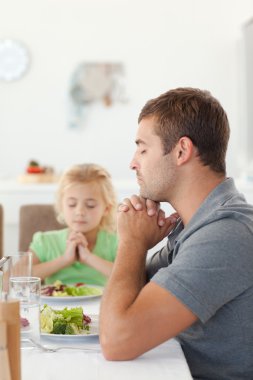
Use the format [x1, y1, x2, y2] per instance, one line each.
[0, 204, 3, 258]
[19, 204, 63, 252]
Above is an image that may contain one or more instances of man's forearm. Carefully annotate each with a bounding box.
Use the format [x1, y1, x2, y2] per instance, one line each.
[101, 241, 147, 311]
[99, 241, 147, 353]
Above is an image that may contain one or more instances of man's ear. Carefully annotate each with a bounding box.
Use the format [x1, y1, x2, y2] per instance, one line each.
[175, 137, 194, 165]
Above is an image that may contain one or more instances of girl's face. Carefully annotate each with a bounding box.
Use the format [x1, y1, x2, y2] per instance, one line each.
[62, 182, 108, 234]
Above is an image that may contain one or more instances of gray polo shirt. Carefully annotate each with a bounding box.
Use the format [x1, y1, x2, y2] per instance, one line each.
[147, 178, 253, 379]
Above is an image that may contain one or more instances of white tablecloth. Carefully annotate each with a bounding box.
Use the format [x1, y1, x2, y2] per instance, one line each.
[22, 298, 192, 380]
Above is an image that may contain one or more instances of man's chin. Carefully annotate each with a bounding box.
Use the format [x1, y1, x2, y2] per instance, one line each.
[139, 188, 162, 203]
[139, 187, 146, 198]
[139, 189, 155, 201]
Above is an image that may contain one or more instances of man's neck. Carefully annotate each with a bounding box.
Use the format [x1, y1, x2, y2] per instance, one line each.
[171, 169, 226, 226]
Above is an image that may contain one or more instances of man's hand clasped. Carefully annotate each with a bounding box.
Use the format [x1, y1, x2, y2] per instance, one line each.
[117, 195, 179, 251]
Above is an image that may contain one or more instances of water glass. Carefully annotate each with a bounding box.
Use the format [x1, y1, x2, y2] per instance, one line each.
[9, 252, 32, 278]
[9, 277, 41, 348]
[1, 252, 32, 295]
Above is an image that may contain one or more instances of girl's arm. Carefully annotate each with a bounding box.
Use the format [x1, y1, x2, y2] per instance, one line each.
[31, 236, 78, 281]
[31, 250, 72, 281]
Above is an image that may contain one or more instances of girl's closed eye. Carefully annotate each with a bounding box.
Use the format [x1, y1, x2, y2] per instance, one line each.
[86, 201, 97, 209]
[68, 202, 77, 208]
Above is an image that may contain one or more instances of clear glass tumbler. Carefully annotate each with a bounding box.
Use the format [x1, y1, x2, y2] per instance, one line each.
[9, 276, 41, 348]
[9, 252, 32, 278]
[1, 252, 32, 296]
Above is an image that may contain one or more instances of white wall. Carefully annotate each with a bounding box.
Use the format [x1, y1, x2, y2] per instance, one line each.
[0, 0, 252, 182]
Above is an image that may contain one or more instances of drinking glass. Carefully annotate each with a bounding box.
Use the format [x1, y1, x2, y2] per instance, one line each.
[9, 252, 32, 278]
[1, 252, 32, 296]
[9, 277, 41, 348]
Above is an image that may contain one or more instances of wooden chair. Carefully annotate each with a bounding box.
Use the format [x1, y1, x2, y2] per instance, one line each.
[0, 204, 3, 258]
[19, 204, 63, 252]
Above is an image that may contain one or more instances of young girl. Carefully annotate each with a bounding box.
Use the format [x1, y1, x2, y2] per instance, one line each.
[30, 163, 118, 286]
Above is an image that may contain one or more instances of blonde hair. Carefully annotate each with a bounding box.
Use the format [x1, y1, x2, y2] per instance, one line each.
[55, 163, 118, 232]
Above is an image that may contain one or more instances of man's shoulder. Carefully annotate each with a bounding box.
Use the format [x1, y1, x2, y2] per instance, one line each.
[204, 202, 253, 238]
[183, 197, 253, 243]
[190, 177, 253, 227]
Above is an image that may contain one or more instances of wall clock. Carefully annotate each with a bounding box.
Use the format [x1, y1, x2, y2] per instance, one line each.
[0, 39, 30, 82]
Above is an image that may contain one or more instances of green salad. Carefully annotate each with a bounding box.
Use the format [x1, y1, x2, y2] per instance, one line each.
[40, 305, 92, 335]
[41, 280, 102, 297]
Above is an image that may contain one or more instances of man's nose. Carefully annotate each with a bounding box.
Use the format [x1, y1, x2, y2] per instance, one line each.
[130, 154, 138, 170]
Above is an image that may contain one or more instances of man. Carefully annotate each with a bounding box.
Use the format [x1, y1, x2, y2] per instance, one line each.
[100, 88, 253, 379]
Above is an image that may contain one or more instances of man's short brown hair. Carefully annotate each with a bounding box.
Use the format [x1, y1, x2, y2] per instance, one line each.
[138, 88, 230, 174]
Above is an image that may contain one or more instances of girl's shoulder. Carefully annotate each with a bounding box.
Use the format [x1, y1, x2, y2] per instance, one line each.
[32, 228, 68, 243]
[97, 229, 117, 244]
[95, 230, 118, 259]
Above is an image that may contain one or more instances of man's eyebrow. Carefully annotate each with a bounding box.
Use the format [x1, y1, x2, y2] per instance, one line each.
[135, 138, 146, 146]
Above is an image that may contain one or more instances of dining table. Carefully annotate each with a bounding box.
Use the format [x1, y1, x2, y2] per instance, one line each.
[21, 292, 193, 380]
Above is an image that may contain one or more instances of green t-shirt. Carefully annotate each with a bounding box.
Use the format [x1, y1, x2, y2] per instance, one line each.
[30, 228, 118, 286]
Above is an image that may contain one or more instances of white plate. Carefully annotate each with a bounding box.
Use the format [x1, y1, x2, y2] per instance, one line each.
[41, 315, 99, 338]
[40, 285, 103, 302]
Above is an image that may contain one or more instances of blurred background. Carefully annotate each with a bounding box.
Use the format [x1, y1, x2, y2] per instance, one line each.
[0, 0, 253, 180]
[1, 0, 253, 254]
